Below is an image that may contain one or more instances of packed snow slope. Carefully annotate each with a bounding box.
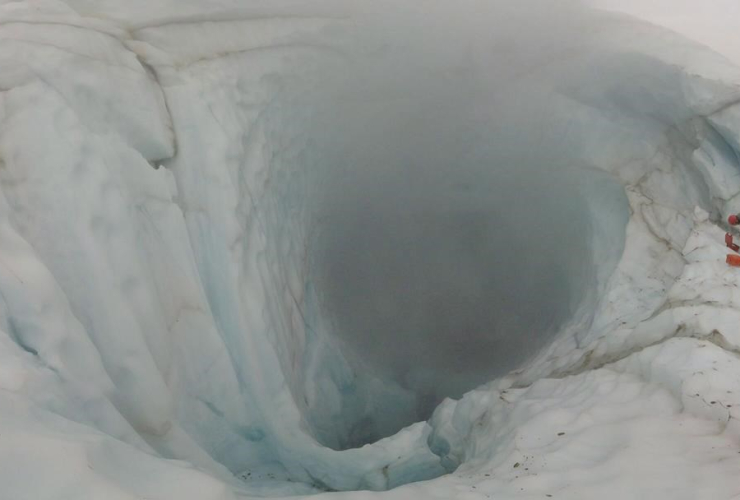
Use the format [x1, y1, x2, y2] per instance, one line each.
[0, 0, 740, 499]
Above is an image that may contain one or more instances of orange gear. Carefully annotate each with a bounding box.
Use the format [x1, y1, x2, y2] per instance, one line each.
[726, 233, 740, 252]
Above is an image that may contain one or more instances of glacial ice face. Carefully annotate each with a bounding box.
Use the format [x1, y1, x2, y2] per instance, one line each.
[0, 1, 739, 499]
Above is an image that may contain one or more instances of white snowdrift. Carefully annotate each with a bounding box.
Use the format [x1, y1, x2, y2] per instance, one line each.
[0, 1, 738, 499]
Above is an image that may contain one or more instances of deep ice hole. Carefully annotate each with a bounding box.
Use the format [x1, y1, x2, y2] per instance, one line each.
[10, 1, 740, 496]
[303, 107, 629, 449]
[258, 47, 632, 449]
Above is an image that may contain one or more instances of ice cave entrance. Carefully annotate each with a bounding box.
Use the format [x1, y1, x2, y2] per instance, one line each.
[298, 95, 630, 449]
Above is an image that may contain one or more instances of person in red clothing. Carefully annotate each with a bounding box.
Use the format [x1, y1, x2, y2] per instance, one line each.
[727, 214, 740, 250]
[726, 214, 740, 266]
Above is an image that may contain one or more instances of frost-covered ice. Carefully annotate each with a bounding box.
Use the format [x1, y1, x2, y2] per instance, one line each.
[0, 0, 739, 499]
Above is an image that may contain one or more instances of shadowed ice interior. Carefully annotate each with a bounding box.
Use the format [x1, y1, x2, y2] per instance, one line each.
[286, 70, 630, 449]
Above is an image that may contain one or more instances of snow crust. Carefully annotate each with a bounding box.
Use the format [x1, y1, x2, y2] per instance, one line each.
[0, 0, 739, 499]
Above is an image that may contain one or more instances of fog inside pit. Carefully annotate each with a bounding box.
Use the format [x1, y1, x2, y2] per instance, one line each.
[291, 18, 631, 443]
[315, 160, 595, 403]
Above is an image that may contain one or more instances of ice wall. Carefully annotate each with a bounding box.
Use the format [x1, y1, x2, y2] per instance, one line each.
[0, 1, 739, 499]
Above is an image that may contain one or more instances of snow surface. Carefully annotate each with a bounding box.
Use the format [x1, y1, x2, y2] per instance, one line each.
[0, 0, 739, 499]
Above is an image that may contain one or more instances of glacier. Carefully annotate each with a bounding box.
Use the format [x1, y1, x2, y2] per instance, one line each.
[0, 0, 739, 498]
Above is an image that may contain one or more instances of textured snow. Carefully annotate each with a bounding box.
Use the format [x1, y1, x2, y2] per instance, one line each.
[0, 0, 739, 499]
